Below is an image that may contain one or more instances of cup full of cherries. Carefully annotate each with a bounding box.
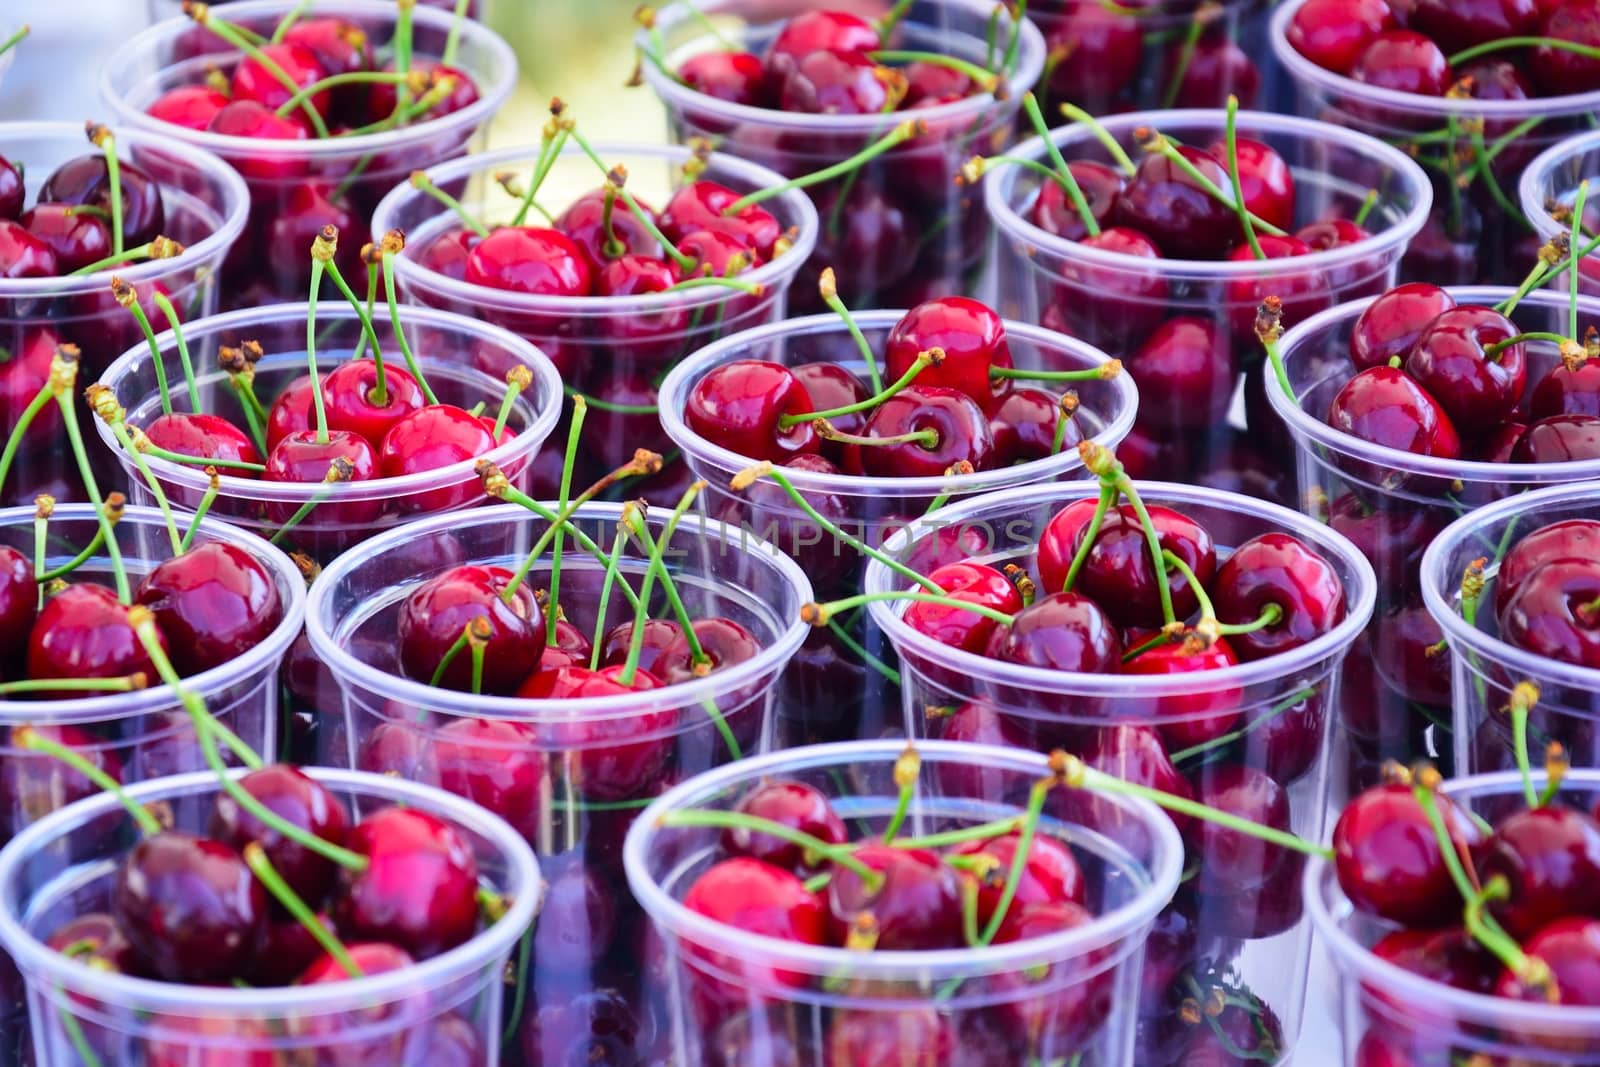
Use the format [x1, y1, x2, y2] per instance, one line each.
[102, 0, 518, 304]
[624, 739, 1186, 1067]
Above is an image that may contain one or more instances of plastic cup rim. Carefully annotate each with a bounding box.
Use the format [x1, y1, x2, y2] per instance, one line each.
[1518, 127, 1600, 244]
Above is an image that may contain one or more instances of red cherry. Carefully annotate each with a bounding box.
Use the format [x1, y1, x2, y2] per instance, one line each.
[883, 296, 1012, 409]
[1205, 136, 1295, 233]
[1053, 225, 1171, 354]
[1029, 161, 1126, 243]
[657, 615, 763, 685]
[378, 404, 497, 510]
[1477, 805, 1600, 939]
[827, 844, 963, 949]
[1332, 781, 1483, 925]
[27, 584, 163, 693]
[1348, 283, 1457, 371]
[1186, 763, 1292, 893]
[397, 564, 542, 695]
[233, 43, 330, 116]
[1116, 147, 1241, 259]
[1126, 315, 1238, 434]
[1532, 0, 1600, 95]
[682, 857, 826, 997]
[1288, 0, 1398, 74]
[684, 359, 820, 462]
[143, 412, 263, 475]
[146, 85, 231, 131]
[465, 226, 592, 297]
[990, 386, 1080, 465]
[136, 542, 282, 676]
[1410, 0, 1539, 52]
[680, 51, 769, 106]
[989, 900, 1112, 1049]
[777, 49, 899, 115]
[39, 154, 165, 249]
[0, 546, 36, 668]
[1511, 413, 1600, 462]
[791, 360, 868, 463]
[1041, 5, 1141, 107]
[658, 180, 784, 260]
[989, 591, 1122, 674]
[366, 59, 480, 122]
[1165, 35, 1260, 109]
[113, 832, 266, 982]
[416, 227, 479, 282]
[1123, 632, 1244, 748]
[263, 181, 362, 296]
[266, 375, 316, 450]
[337, 806, 480, 960]
[556, 188, 661, 275]
[208, 764, 348, 906]
[903, 561, 1022, 655]
[1327, 365, 1462, 460]
[0, 220, 58, 279]
[1498, 558, 1600, 668]
[947, 831, 1087, 925]
[902, 59, 974, 105]
[1, 724, 123, 836]
[1403, 304, 1527, 426]
[431, 717, 542, 839]
[1494, 519, 1600, 615]
[847, 385, 996, 478]
[1494, 917, 1600, 1006]
[0, 155, 18, 221]
[207, 101, 310, 182]
[320, 361, 424, 446]
[20, 203, 109, 274]
[1212, 532, 1347, 662]
[1351, 31, 1453, 95]
[1530, 352, 1600, 418]
[721, 779, 847, 874]
[764, 10, 880, 67]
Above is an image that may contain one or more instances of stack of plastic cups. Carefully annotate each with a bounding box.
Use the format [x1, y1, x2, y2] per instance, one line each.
[103, 0, 516, 303]
[371, 142, 819, 502]
[640, 0, 1044, 311]
[985, 109, 1430, 493]
[305, 502, 813, 1063]
[863, 480, 1377, 1065]
[1267, 287, 1600, 803]
[658, 311, 1136, 749]
[1521, 130, 1600, 296]
[1271, 0, 1600, 285]
[625, 740, 1184, 1066]
[0, 121, 248, 507]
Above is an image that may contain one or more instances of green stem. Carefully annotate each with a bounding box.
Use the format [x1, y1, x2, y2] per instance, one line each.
[121, 288, 172, 416]
[815, 423, 938, 450]
[1169, 686, 1317, 765]
[990, 364, 1114, 382]
[1484, 331, 1568, 358]
[194, 13, 329, 136]
[1161, 8, 1205, 109]
[106, 421, 182, 554]
[975, 775, 1051, 946]
[139, 443, 264, 473]
[880, 746, 920, 843]
[1216, 602, 1283, 637]
[1448, 35, 1600, 66]
[889, 816, 1023, 850]
[509, 127, 567, 229]
[828, 617, 901, 687]
[14, 726, 161, 836]
[876, 0, 915, 38]
[150, 292, 201, 414]
[381, 251, 440, 405]
[810, 589, 1015, 628]
[1021, 93, 1099, 237]
[243, 843, 362, 978]
[660, 809, 882, 888]
[1571, 181, 1588, 341]
[1117, 476, 1175, 626]
[0, 24, 30, 59]
[1140, 130, 1287, 237]
[275, 70, 414, 119]
[1461, 874, 1540, 985]
[408, 171, 489, 238]
[820, 270, 883, 393]
[97, 129, 124, 256]
[869, 51, 998, 91]
[442, 0, 471, 66]
[59, 399, 129, 604]
[307, 258, 330, 444]
[1352, 189, 1378, 227]
[1121, 628, 1177, 664]
[723, 121, 921, 213]
[0, 675, 146, 695]
[779, 352, 934, 428]
[393, 0, 415, 115]
[67, 241, 164, 277]
[494, 486, 644, 612]
[1509, 686, 1540, 809]
[269, 0, 313, 42]
[0, 384, 51, 496]
[1059, 103, 1137, 176]
[543, 401, 586, 642]
[588, 523, 633, 671]
[1225, 96, 1265, 260]
[428, 624, 476, 688]
[624, 502, 710, 667]
[322, 254, 389, 383]
[181, 475, 221, 553]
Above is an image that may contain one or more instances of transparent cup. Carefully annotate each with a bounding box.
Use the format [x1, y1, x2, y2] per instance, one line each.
[304, 501, 812, 1060]
[1271, 0, 1600, 287]
[1421, 481, 1600, 776]
[657, 309, 1137, 747]
[0, 120, 249, 508]
[861, 479, 1377, 1064]
[370, 141, 819, 503]
[0, 766, 539, 1066]
[1267, 287, 1600, 801]
[624, 738, 1183, 1066]
[146, 0, 481, 18]
[985, 108, 1431, 493]
[1520, 129, 1600, 296]
[1308, 768, 1600, 1065]
[93, 301, 563, 564]
[640, 0, 1044, 311]
[103, 0, 517, 304]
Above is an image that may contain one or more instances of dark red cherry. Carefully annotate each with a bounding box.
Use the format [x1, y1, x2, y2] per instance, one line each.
[1532, 1, 1600, 95]
[136, 542, 282, 676]
[848, 385, 995, 478]
[0, 221, 57, 279]
[658, 181, 783, 260]
[0, 546, 38, 666]
[518, 987, 650, 1067]
[765, 10, 880, 67]
[948, 831, 1087, 925]
[232, 42, 330, 116]
[1410, 0, 1539, 52]
[777, 49, 899, 114]
[367, 59, 480, 122]
[1327, 492, 1442, 601]
[1205, 136, 1295, 233]
[1041, 5, 1141, 107]
[904, 561, 1023, 657]
[1288, 0, 1398, 74]
[291, 942, 418, 1053]
[722, 779, 847, 874]
[884, 296, 1012, 409]
[282, 17, 372, 120]
[989, 900, 1111, 1050]
[431, 717, 542, 840]
[1186, 764, 1292, 893]
[1029, 162, 1125, 243]
[902, 59, 975, 105]
[45, 912, 138, 974]
[1403, 304, 1526, 426]
[1349, 283, 1457, 371]
[1, 724, 122, 834]
[1123, 633, 1243, 746]
[990, 386, 1078, 465]
[1495, 519, 1600, 615]
[683, 858, 826, 996]
[1295, 216, 1381, 292]
[1127, 315, 1238, 433]
[1116, 147, 1240, 259]
[989, 591, 1121, 674]
[1477, 806, 1600, 939]
[397, 564, 542, 695]
[1166, 35, 1260, 109]
[791, 360, 868, 461]
[686, 359, 820, 463]
[556, 188, 661, 275]
[465, 226, 592, 297]
[337, 806, 479, 960]
[1494, 917, 1600, 1005]
[144, 412, 263, 473]
[1499, 558, 1600, 668]
[20, 203, 110, 274]
[1052, 225, 1170, 354]
[1511, 413, 1600, 462]
[599, 618, 685, 677]
[39, 155, 165, 249]
[320, 361, 425, 447]
[377, 403, 496, 509]
[1352, 31, 1453, 95]
[658, 615, 763, 684]
[263, 181, 362, 296]
[263, 428, 377, 484]
[1332, 781, 1484, 925]
[678, 227, 761, 281]
[416, 227, 479, 282]
[1530, 353, 1600, 418]
[1225, 235, 1332, 346]
[254, 914, 332, 985]
[1371, 926, 1498, 1003]
[265, 375, 316, 450]
[208, 764, 349, 906]
[27, 584, 163, 693]
[681, 50, 769, 105]
[113, 831, 266, 982]
[1327, 365, 1462, 459]
[826, 1007, 951, 1065]
[1212, 532, 1346, 662]
[523, 667, 676, 799]
[1060, 724, 1195, 840]
[0, 155, 23, 220]
[827, 844, 963, 949]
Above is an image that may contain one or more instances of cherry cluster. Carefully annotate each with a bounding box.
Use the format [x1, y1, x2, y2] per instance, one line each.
[1288, 0, 1600, 98]
[0, 145, 168, 281]
[1490, 518, 1600, 668]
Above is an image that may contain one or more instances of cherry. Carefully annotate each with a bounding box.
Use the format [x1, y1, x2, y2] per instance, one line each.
[990, 387, 1079, 465]
[1296, 216, 1383, 293]
[1052, 225, 1170, 353]
[681, 51, 769, 105]
[1372, 927, 1499, 1007]
[1351, 31, 1453, 96]
[431, 717, 541, 840]
[812, 183, 915, 296]
[989, 591, 1121, 674]
[791, 361, 868, 462]
[949, 831, 1086, 925]
[1059, 724, 1195, 839]
[337, 806, 479, 960]
[135, 541, 282, 676]
[367, 58, 480, 123]
[0, 221, 58, 279]
[1327, 365, 1462, 460]
[658, 181, 783, 260]
[0, 546, 38, 669]
[904, 561, 1023, 656]
[1532, 0, 1600, 95]
[26, 584, 163, 694]
[1126, 315, 1238, 434]
[599, 618, 685, 677]
[1040, 6, 1141, 108]
[416, 227, 478, 282]
[1476, 805, 1600, 940]
[1403, 305, 1526, 426]
[1332, 781, 1484, 925]
[146, 85, 232, 131]
[826, 1008, 952, 1066]
[884, 296, 1013, 408]
[1411, 0, 1539, 52]
[1186, 764, 1292, 894]
[1166, 34, 1260, 108]
[207, 764, 348, 905]
[765, 10, 880, 68]
[990, 901, 1112, 1052]
[19, 203, 110, 274]
[45, 912, 137, 974]
[1288, 0, 1399, 74]
[1511, 413, 1600, 462]
[251, 910, 337, 986]
[556, 188, 661, 275]
[397, 564, 541, 695]
[827, 844, 963, 949]
[0, 328, 61, 465]
[1205, 136, 1295, 233]
[0, 155, 22, 220]
[1, 724, 122, 836]
[1036, 498, 1217, 629]
[232, 42, 330, 117]
[903, 60, 975, 105]
[291, 942, 418, 1061]
[1327, 493, 1443, 602]
[113, 831, 265, 982]
[263, 182, 361, 296]
[1029, 161, 1125, 244]
[144, 412, 263, 473]
[1495, 916, 1600, 1006]
[722, 779, 847, 874]
[778, 47, 901, 114]
[844, 385, 995, 477]
[282, 17, 372, 120]
[377, 403, 496, 510]
[264, 427, 377, 484]
[683, 858, 826, 1003]
[464, 226, 592, 298]
[1494, 519, 1600, 615]
[658, 615, 763, 685]
[265, 375, 316, 449]
[1124, 633, 1243, 747]
[520, 988, 652, 1067]
[39, 155, 166, 249]
[1116, 145, 1239, 259]
[1530, 353, 1600, 418]
[319, 361, 425, 447]
[530, 855, 617, 974]
[1213, 532, 1346, 662]
[521, 667, 675, 799]
[1498, 558, 1600, 668]
[1349, 283, 1456, 371]
[685, 359, 820, 463]
[208, 101, 311, 182]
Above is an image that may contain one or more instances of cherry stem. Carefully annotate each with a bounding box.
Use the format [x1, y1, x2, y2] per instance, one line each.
[184, 6, 329, 137]
[803, 590, 1015, 629]
[57, 383, 131, 604]
[181, 471, 221, 553]
[990, 361, 1119, 382]
[1484, 331, 1566, 359]
[243, 843, 363, 978]
[663, 274, 764, 295]
[975, 774, 1051, 947]
[1499, 237, 1571, 315]
[306, 255, 331, 444]
[1411, 775, 1483, 906]
[830, 616, 902, 686]
[814, 422, 938, 450]
[67, 240, 175, 277]
[876, 0, 915, 37]
[428, 622, 477, 688]
[1121, 628, 1177, 664]
[819, 267, 883, 393]
[1352, 189, 1379, 227]
[601, 184, 624, 259]
[269, 0, 313, 43]
[725, 120, 923, 214]
[1114, 473, 1176, 626]
[408, 170, 489, 239]
[150, 292, 201, 415]
[32, 497, 50, 602]
[470, 631, 486, 695]
[589, 522, 633, 670]
[1021, 92, 1100, 238]
[1003, 0, 1027, 73]
[101, 418, 183, 554]
[275, 70, 417, 119]
[1449, 34, 1600, 65]
[1215, 601, 1282, 636]
[622, 494, 712, 670]
[116, 279, 173, 416]
[380, 246, 441, 405]
[562, 126, 700, 272]
[542, 398, 587, 640]
[442, 0, 470, 67]
[1058, 103, 1138, 177]
[1224, 96, 1266, 261]
[508, 123, 567, 229]
[660, 808, 884, 889]
[1256, 297, 1296, 404]
[0, 675, 144, 695]
[13, 725, 162, 836]
[1461, 873, 1551, 995]
[318, 244, 388, 382]
[0, 24, 30, 59]
[870, 51, 999, 92]
[267, 460, 354, 547]
[1050, 393, 1077, 455]
[492, 365, 530, 438]
[352, 257, 380, 365]
[0, 383, 52, 497]
[960, 876, 981, 947]
[880, 744, 921, 844]
[393, 0, 416, 114]
[1570, 181, 1588, 340]
[1161, 5, 1207, 108]
[1169, 685, 1317, 765]
[779, 349, 937, 428]
[1137, 128, 1287, 238]
[137, 441, 265, 473]
[1508, 681, 1541, 809]
[889, 815, 1023, 850]
[486, 478, 645, 613]
[85, 125, 125, 256]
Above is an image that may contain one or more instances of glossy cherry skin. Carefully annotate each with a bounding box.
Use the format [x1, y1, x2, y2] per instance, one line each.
[948, 831, 1086, 926]
[1498, 558, 1600, 668]
[144, 412, 263, 473]
[1288, 0, 1399, 73]
[26, 584, 163, 693]
[1053, 225, 1170, 353]
[519, 988, 652, 1067]
[1116, 147, 1239, 259]
[431, 717, 542, 840]
[1167, 34, 1260, 108]
[658, 180, 783, 260]
[600, 618, 685, 677]
[989, 591, 1122, 674]
[1212, 532, 1346, 662]
[1349, 283, 1456, 371]
[766, 9, 878, 64]
[416, 227, 479, 282]
[659, 615, 764, 686]
[884, 296, 1013, 409]
[683, 857, 827, 1005]
[208, 763, 349, 906]
[1124, 633, 1244, 747]
[1060, 724, 1195, 840]
[1533, 1, 1600, 95]
[685, 359, 820, 463]
[397, 564, 542, 695]
[1495, 519, 1600, 615]
[1404, 304, 1526, 426]
[263, 181, 362, 295]
[113, 831, 266, 983]
[681, 50, 769, 105]
[990, 386, 1079, 466]
[518, 665, 675, 799]
[135, 541, 282, 676]
[0, 546, 37, 670]
[1327, 365, 1462, 459]
[291, 941, 418, 1063]
[146, 85, 232, 131]
[20, 203, 110, 274]
[367, 57, 480, 122]
[1530, 353, 1600, 418]
[39, 155, 165, 249]
[1205, 136, 1294, 233]
[848, 385, 996, 477]
[1332, 782, 1484, 925]
[722, 779, 847, 874]
[1030, 162, 1125, 242]
[232, 41, 330, 116]
[1476, 805, 1600, 940]
[337, 805, 479, 960]
[0, 221, 57, 279]
[903, 561, 1022, 656]
[990, 901, 1111, 1052]
[1495, 916, 1600, 1007]
[791, 361, 868, 462]
[207, 101, 311, 181]
[0, 155, 22, 220]
[1352, 31, 1453, 95]
[265, 375, 316, 449]
[556, 188, 661, 275]
[263, 427, 377, 484]
[1511, 414, 1600, 462]
[1186, 764, 1292, 893]
[377, 403, 496, 510]
[1127, 315, 1238, 433]
[465, 225, 592, 297]
[320, 360, 425, 447]
[828, 844, 963, 949]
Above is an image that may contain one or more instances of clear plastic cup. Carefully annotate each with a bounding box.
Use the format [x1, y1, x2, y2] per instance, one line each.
[369, 141, 819, 502]
[1271, 0, 1600, 287]
[304, 500, 812, 1061]
[1520, 129, 1600, 296]
[146, 0, 481, 18]
[624, 738, 1184, 1066]
[0, 121, 249, 508]
[640, 0, 1044, 312]
[1266, 287, 1600, 801]
[657, 309, 1137, 747]
[93, 301, 563, 564]
[860, 479, 1377, 1064]
[1308, 768, 1600, 1065]
[103, 0, 516, 304]
[1421, 481, 1600, 777]
[985, 108, 1431, 493]
[0, 766, 540, 1066]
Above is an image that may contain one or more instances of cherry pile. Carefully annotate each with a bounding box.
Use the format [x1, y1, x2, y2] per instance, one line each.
[1331, 760, 1600, 1060]
[1489, 517, 1600, 670]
